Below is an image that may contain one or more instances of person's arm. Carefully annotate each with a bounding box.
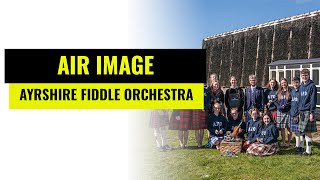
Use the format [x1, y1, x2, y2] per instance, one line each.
[310, 84, 317, 114]
[244, 88, 248, 112]
[225, 89, 230, 109]
[239, 121, 246, 136]
[264, 125, 278, 144]
[259, 88, 265, 113]
[239, 89, 245, 110]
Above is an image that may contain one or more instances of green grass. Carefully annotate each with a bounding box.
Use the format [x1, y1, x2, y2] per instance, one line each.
[142, 130, 320, 180]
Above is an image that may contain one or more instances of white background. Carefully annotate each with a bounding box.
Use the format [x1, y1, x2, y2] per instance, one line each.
[0, 0, 129, 179]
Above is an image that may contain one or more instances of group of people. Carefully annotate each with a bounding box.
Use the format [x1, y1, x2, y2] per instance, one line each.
[149, 69, 317, 156]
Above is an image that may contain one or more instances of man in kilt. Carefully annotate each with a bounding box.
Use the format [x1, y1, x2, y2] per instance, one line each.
[290, 77, 304, 153]
[298, 69, 318, 156]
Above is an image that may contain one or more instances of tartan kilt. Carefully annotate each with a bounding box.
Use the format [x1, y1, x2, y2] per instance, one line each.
[169, 110, 191, 130]
[289, 116, 300, 134]
[276, 111, 290, 129]
[299, 111, 317, 133]
[190, 110, 207, 130]
[149, 110, 169, 128]
[246, 142, 279, 156]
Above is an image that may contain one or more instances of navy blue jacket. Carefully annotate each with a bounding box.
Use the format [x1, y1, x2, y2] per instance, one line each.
[227, 117, 246, 139]
[264, 88, 277, 111]
[299, 80, 317, 113]
[290, 88, 300, 117]
[207, 114, 227, 137]
[225, 87, 245, 111]
[204, 87, 211, 110]
[246, 118, 261, 143]
[274, 91, 291, 113]
[257, 122, 279, 144]
[244, 86, 265, 112]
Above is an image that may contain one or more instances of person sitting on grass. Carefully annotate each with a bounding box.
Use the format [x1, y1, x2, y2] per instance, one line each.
[246, 113, 279, 156]
[243, 108, 260, 150]
[205, 102, 227, 149]
[227, 108, 246, 140]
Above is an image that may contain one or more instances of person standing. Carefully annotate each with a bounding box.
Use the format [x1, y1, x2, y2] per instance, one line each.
[290, 77, 304, 153]
[264, 78, 279, 122]
[298, 69, 318, 156]
[149, 110, 172, 151]
[225, 76, 244, 119]
[244, 75, 265, 120]
[169, 110, 191, 148]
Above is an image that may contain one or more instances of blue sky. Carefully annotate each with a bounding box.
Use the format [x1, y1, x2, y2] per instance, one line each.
[129, 0, 320, 48]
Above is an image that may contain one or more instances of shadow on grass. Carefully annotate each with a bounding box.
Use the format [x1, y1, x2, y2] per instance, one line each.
[276, 141, 320, 155]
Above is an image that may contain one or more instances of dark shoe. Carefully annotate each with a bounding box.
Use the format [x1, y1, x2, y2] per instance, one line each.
[162, 145, 172, 151]
[295, 147, 304, 152]
[300, 152, 312, 156]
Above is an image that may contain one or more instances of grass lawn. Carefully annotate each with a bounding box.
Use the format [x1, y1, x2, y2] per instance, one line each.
[142, 128, 320, 180]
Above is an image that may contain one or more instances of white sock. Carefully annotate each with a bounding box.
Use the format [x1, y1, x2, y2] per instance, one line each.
[300, 135, 304, 148]
[295, 135, 300, 147]
[154, 128, 161, 148]
[305, 136, 312, 154]
[160, 127, 167, 146]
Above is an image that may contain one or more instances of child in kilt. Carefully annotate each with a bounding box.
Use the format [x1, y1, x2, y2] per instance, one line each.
[190, 86, 211, 148]
[290, 77, 304, 153]
[205, 103, 227, 149]
[149, 110, 172, 151]
[246, 113, 279, 156]
[264, 78, 278, 122]
[274, 78, 292, 147]
[298, 69, 318, 156]
[169, 110, 191, 148]
[243, 108, 260, 150]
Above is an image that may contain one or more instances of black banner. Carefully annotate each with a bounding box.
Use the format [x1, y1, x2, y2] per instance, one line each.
[5, 49, 206, 83]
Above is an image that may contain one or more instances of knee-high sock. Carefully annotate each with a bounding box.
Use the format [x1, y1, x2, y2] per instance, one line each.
[154, 128, 161, 147]
[295, 133, 300, 147]
[160, 127, 167, 146]
[305, 136, 312, 153]
[300, 135, 304, 148]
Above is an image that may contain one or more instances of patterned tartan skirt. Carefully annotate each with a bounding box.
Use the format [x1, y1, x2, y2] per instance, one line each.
[246, 142, 279, 156]
[149, 110, 169, 128]
[299, 111, 317, 133]
[169, 110, 191, 131]
[276, 111, 290, 129]
[289, 116, 300, 134]
[189, 110, 208, 130]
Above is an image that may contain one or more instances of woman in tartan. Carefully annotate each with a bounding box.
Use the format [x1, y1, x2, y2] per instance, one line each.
[149, 110, 171, 151]
[274, 78, 292, 147]
[246, 113, 279, 156]
[190, 86, 211, 148]
[290, 77, 304, 153]
[298, 69, 318, 156]
[264, 78, 278, 122]
[169, 110, 191, 148]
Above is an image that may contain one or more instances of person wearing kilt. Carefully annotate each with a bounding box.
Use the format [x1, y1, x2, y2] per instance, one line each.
[298, 69, 318, 156]
[225, 76, 245, 120]
[205, 103, 227, 149]
[274, 78, 292, 147]
[246, 113, 279, 156]
[290, 77, 304, 153]
[169, 110, 191, 148]
[190, 86, 211, 148]
[149, 110, 172, 151]
[244, 75, 265, 121]
[243, 108, 261, 150]
[264, 78, 278, 122]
